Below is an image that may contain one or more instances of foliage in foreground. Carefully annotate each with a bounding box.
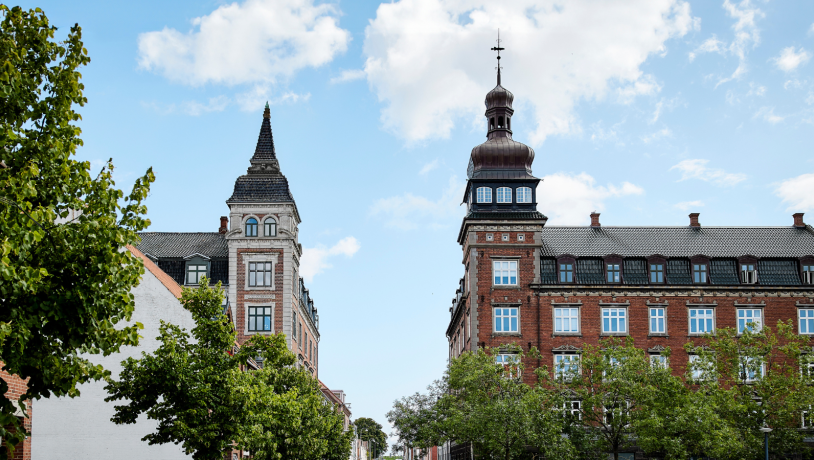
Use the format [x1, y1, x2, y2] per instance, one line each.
[390, 328, 814, 460]
[354, 417, 389, 459]
[0, 5, 153, 457]
[106, 278, 351, 460]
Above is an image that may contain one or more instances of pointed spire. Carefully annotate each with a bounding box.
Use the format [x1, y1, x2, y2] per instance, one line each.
[245, 105, 281, 175]
[491, 29, 504, 86]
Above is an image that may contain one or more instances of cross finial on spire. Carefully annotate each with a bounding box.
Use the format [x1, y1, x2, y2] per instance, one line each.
[263, 101, 270, 119]
[490, 29, 504, 85]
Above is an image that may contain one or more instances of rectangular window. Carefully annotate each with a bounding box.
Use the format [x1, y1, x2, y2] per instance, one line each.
[602, 308, 627, 334]
[693, 264, 707, 283]
[248, 262, 273, 287]
[739, 356, 764, 383]
[650, 354, 668, 369]
[800, 309, 814, 335]
[737, 308, 762, 334]
[476, 187, 492, 203]
[649, 308, 665, 334]
[496, 187, 512, 203]
[293, 312, 298, 340]
[804, 406, 814, 428]
[607, 264, 620, 283]
[554, 354, 580, 381]
[804, 265, 814, 284]
[650, 264, 665, 283]
[688, 354, 713, 380]
[493, 261, 517, 285]
[496, 354, 520, 377]
[494, 308, 518, 333]
[563, 400, 581, 420]
[741, 264, 757, 284]
[516, 187, 532, 203]
[689, 308, 714, 334]
[801, 356, 814, 379]
[559, 263, 574, 283]
[554, 308, 580, 333]
[248, 306, 272, 332]
[187, 264, 207, 284]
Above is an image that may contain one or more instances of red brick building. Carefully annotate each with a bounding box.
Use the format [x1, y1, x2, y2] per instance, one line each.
[1, 367, 31, 460]
[446, 67, 814, 387]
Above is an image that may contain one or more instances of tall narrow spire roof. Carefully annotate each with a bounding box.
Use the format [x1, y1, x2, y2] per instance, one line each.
[227, 105, 295, 204]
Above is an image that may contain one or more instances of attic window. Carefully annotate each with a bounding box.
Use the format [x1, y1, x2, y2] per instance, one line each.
[804, 264, 814, 285]
[245, 218, 258, 237]
[187, 264, 208, 284]
[741, 263, 757, 284]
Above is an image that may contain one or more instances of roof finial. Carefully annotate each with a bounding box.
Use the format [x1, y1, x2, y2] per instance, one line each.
[491, 29, 504, 86]
[263, 101, 270, 119]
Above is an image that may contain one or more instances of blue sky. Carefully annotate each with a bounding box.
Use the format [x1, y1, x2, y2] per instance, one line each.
[23, 0, 814, 442]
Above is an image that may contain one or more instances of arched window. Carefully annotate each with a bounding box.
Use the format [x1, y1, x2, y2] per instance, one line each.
[245, 218, 258, 237]
[497, 187, 512, 203]
[489, 118, 495, 130]
[498, 116, 504, 128]
[476, 187, 492, 203]
[517, 187, 532, 203]
[264, 218, 277, 237]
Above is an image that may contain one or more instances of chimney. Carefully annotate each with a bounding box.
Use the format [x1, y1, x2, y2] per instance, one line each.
[590, 212, 601, 228]
[219, 216, 228, 234]
[689, 213, 700, 228]
[793, 213, 805, 228]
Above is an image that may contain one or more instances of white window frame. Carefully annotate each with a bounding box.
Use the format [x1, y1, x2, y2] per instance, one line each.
[476, 187, 492, 203]
[741, 263, 758, 284]
[688, 308, 715, 335]
[800, 355, 814, 379]
[803, 406, 814, 428]
[688, 354, 714, 381]
[649, 307, 666, 334]
[799, 308, 814, 335]
[650, 354, 669, 369]
[563, 400, 581, 420]
[804, 265, 814, 285]
[264, 217, 277, 237]
[739, 356, 764, 383]
[493, 261, 518, 286]
[554, 354, 580, 381]
[495, 353, 520, 377]
[604, 400, 631, 426]
[292, 311, 298, 340]
[496, 187, 512, 203]
[554, 307, 580, 335]
[737, 308, 763, 334]
[493, 307, 519, 333]
[601, 308, 627, 335]
[517, 187, 532, 203]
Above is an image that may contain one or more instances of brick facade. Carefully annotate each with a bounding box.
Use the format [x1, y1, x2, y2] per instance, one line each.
[1, 367, 31, 460]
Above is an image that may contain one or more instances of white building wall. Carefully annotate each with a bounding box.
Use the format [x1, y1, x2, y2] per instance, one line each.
[32, 266, 196, 460]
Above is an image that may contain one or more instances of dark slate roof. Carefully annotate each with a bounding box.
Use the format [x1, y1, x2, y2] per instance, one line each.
[227, 105, 296, 204]
[539, 226, 814, 258]
[136, 232, 228, 258]
[466, 211, 548, 220]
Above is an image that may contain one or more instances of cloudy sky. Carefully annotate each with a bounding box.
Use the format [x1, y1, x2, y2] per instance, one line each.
[26, 0, 814, 442]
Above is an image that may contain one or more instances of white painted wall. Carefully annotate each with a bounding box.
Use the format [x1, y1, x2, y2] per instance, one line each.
[32, 267, 196, 460]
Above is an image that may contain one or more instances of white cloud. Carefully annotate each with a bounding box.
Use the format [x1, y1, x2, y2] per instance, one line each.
[772, 46, 811, 73]
[370, 176, 465, 230]
[674, 200, 705, 211]
[137, 0, 350, 104]
[776, 173, 814, 212]
[537, 173, 644, 225]
[690, 0, 763, 87]
[300, 236, 360, 282]
[670, 159, 746, 186]
[753, 106, 785, 124]
[362, 0, 697, 143]
[141, 95, 230, 115]
[641, 127, 673, 144]
[419, 159, 440, 176]
[650, 95, 683, 123]
[746, 82, 766, 97]
[330, 69, 367, 84]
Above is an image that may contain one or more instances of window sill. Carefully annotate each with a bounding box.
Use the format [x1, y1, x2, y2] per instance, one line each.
[492, 332, 522, 337]
[600, 333, 629, 337]
[553, 333, 582, 337]
[492, 285, 521, 290]
[648, 333, 669, 337]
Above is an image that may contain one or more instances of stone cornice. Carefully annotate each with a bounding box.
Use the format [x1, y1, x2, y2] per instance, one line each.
[530, 284, 814, 298]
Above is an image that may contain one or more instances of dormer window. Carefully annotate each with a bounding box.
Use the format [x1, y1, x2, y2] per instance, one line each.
[264, 218, 277, 237]
[741, 264, 757, 284]
[559, 263, 574, 283]
[245, 218, 258, 237]
[187, 264, 208, 284]
[803, 264, 814, 284]
[477, 187, 492, 203]
[496, 187, 512, 203]
[693, 264, 707, 283]
[650, 264, 665, 283]
[517, 187, 532, 203]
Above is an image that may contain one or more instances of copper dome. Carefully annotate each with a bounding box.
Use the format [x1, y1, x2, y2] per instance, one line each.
[468, 137, 535, 179]
[485, 84, 514, 110]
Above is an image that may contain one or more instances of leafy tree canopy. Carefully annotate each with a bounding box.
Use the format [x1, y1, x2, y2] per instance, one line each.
[354, 416, 389, 459]
[0, 5, 153, 456]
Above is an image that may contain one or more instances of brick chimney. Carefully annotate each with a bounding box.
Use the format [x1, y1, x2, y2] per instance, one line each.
[793, 213, 805, 228]
[689, 213, 700, 228]
[590, 212, 600, 228]
[219, 216, 228, 234]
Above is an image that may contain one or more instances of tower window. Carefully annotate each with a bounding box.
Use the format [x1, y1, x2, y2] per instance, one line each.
[248, 306, 272, 332]
[489, 118, 495, 130]
[517, 187, 532, 203]
[498, 116, 504, 128]
[496, 187, 512, 203]
[264, 218, 277, 237]
[249, 262, 273, 287]
[245, 217, 258, 237]
[476, 187, 492, 203]
[507, 117, 511, 130]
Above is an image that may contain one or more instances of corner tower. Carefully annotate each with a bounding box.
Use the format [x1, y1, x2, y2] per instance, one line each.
[225, 104, 319, 375]
[448, 44, 547, 368]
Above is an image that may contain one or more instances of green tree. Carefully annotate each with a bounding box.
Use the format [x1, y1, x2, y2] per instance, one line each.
[0, 5, 153, 456]
[354, 417, 388, 459]
[240, 362, 353, 460]
[686, 321, 814, 459]
[106, 278, 270, 460]
[387, 381, 447, 455]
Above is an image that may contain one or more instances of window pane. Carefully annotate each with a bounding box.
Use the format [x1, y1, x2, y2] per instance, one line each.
[265, 272, 271, 286]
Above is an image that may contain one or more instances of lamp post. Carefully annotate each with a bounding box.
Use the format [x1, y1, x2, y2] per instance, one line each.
[759, 425, 772, 460]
